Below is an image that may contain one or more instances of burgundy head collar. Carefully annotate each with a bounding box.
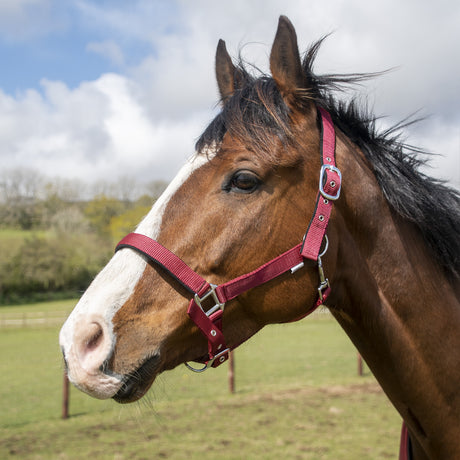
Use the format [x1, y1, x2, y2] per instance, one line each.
[116, 107, 342, 371]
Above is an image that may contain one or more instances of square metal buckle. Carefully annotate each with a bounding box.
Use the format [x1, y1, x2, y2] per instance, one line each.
[194, 284, 225, 317]
[207, 348, 230, 367]
[319, 164, 342, 201]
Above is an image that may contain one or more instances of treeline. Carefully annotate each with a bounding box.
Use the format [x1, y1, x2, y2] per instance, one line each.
[0, 168, 167, 304]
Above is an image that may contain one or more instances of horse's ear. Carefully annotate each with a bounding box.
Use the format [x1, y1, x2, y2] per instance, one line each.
[216, 39, 240, 103]
[270, 16, 304, 97]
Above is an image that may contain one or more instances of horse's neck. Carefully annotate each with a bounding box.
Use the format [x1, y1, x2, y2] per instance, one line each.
[330, 142, 460, 459]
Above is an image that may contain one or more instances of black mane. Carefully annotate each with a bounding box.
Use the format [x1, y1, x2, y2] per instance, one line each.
[196, 40, 460, 278]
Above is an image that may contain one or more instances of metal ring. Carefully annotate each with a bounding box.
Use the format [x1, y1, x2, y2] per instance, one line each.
[184, 361, 208, 373]
[319, 235, 329, 258]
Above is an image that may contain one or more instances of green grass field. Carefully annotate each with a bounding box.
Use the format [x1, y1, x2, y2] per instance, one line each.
[0, 302, 402, 459]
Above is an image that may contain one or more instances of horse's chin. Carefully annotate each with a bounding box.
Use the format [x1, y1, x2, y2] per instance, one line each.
[112, 354, 161, 404]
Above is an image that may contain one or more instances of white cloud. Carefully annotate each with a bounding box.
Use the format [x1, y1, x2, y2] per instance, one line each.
[86, 40, 125, 66]
[75, 0, 179, 44]
[0, 0, 67, 41]
[417, 120, 460, 187]
[0, 74, 200, 183]
[0, 0, 459, 189]
[0, 0, 49, 17]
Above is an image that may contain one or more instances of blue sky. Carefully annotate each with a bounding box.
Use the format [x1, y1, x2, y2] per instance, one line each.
[0, 1, 171, 92]
[2, 33, 111, 92]
[0, 0, 459, 189]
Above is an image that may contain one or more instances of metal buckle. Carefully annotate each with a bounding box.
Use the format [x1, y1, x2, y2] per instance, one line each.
[319, 164, 342, 201]
[185, 285, 227, 373]
[207, 348, 230, 366]
[194, 284, 225, 317]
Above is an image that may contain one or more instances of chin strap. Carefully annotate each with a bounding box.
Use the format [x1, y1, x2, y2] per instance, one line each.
[116, 107, 341, 371]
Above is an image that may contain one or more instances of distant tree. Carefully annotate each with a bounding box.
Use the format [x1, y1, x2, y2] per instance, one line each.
[116, 175, 140, 202]
[145, 180, 168, 199]
[108, 204, 152, 243]
[5, 236, 68, 292]
[84, 194, 125, 235]
[0, 167, 173, 302]
[50, 207, 90, 235]
[0, 233, 112, 301]
[43, 177, 85, 202]
[0, 168, 45, 229]
[135, 194, 155, 208]
[39, 185, 67, 229]
[90, 176, 141, 202]
[0, 168, 43, 203]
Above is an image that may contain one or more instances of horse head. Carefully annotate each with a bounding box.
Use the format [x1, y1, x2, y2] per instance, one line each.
[59, 16, 339, 403]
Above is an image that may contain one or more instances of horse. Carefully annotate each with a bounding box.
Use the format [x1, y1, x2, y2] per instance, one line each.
[59, 16, 460, 459]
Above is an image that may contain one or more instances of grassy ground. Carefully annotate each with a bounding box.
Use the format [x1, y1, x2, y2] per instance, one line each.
[0, 299, 72, 313]
[0, 299, 76, 328]
[0, 298, 75, 315]
[0, 306, 401, 459]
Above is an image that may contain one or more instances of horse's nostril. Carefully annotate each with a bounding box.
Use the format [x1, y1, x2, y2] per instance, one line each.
[86, 323, 103, 351]
[74, 319, 110, 370]
[60, 314, 122, 399]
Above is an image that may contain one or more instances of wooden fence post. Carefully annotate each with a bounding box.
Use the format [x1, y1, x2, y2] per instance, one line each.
[357, 353, 363, 376]
[62, 372, 69, 419]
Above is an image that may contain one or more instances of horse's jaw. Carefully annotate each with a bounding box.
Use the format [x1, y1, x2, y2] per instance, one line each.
[112, 353, 162, 403]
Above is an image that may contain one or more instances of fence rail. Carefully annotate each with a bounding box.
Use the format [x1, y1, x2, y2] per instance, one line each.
[0, 306, 331, 329]
[0, 311, 70, 328]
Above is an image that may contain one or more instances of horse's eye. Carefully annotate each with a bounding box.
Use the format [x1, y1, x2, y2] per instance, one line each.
[225, 171, 261, 194]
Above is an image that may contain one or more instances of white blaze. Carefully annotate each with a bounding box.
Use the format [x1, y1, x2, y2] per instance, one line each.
[59, 152, 211, 397]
